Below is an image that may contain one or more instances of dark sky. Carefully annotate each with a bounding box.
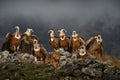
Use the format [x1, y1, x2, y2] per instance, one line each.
[0, 0, 120, 56]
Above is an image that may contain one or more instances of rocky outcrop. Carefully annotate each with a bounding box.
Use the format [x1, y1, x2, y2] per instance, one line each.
[0, 50, 120, 80]
[0, 51, 35, 64]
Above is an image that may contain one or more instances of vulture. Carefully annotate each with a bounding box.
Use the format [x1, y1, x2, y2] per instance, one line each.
[77, 45, 87, 59]
[1, 32, 12, 51]
[1, 26, 21, 53]
[45, 51, 60, 68]
[70, 31, 85, 52]
[33, 39, 48, 62]
[58, 29, 70, 52]
[19, 28, 38, 54]
[48, 30, 59, 51]
[86, 35, 103, 57]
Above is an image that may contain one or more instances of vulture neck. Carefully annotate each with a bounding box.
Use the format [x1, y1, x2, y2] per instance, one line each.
[34, 44, 40, 52]
[50, 33, 55, 41]
[50, 32, 55, 37]
[60, 35, 66, 40]
[96, 39, 102, 45]
[72, 34, 78, 41]
[25, 31, 31, 36]
[79, 48, 86, 56]
[15, 28, 21, 39]
[50, 37, 55, 41]
[79, 51, 86, 56]
[73, 37, 78, 41]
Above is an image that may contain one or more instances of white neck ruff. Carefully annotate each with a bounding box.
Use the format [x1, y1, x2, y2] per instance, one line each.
[72, 34, 78, 41]
[73, 37, 77, 41]
[15, 33, 21, 39]
[79, 51, 86, 56]
[51, 37, 54, 41]
[34, 44, 40, 51]
[34, 47, 40, 52]
[60, 36, 66, 40]
[25, 31, 31, 36]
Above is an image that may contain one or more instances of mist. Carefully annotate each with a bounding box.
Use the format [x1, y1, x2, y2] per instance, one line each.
[0, 0, 120, 56]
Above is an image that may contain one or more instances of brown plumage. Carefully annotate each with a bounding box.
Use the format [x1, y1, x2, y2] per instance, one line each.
[33, 42, 47, 62]
[48, 30, 59, 50]
[58, 29, 70, 51]
[1, 26, 21, 53]
[1, 32, 12, 51]
[45, 52, 60, 68]
[9, 34, 21, 53]
[71, 31, 85, 52]
[59, 36, 70, 51]
[19, 28, 38, 54]
[86, 35, 103, 57]
[77, 45, 87, 59]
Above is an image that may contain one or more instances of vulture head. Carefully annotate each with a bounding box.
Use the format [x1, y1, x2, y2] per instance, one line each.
[48, 30, 55, 38]
[33, 41, 40, 52]
[33, 39, 38, 44]
[14, 26, 21, 39]
[28, 35, 38, 44]
[25, 28, 34, 36]
[58, 29, 67, 40]
[72, 31, 78, 36]
[5, 32, 12, 41]
[78, 45, 86, 56]
[15, 26, 20, 33]
[72, 30, 78, 40]
[95, 35, 102, 44]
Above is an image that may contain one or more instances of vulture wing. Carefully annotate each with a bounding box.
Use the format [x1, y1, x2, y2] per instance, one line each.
[86, 37, 96, 50]
[78, 36, 85, 45]
[1, 32, 12, 51]
[5, 32, 13, 41]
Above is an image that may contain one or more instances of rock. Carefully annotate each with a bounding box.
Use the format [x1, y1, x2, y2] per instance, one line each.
[0, 50, 120, 80]
[104, 66, 116, 75]
[1, 63, 8, 70]
[64, 67, 73, 76]
[60, 61, 67, 67]
[64, 76, 72, 80]
[71, 53, 77, 61]
[81, 67, 96, 77]
[60, 56, 67, 61]
[56, 48, 70, 56]
[5, 79, 10, 80]
[73, 69, 81, 77]
[103, 75, 120, 80]
[1, 51, 10, 59]
[116, 69, 120, 75]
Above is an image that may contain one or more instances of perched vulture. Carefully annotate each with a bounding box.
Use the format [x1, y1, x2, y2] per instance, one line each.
[70, 31, 85, 52]
[19, 28, 38, 54]
[77, 45, 87, 59]
[58, 29, 70, 52]
[86, 35, 103, 57]
[33, 40, 48, 62]
[48, 30, 59, 51]
[45, 52, 60, 68]
[1, 32, 12, 51]
[1, 26, 21, 53]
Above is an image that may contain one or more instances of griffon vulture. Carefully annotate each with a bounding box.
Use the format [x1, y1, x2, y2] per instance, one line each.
[86, 35, 103, 57]
[48, 30, 59, 51]
[58, 29, 70, 52]
[70, 30, 85, 52]
[1, 26, 21, 53]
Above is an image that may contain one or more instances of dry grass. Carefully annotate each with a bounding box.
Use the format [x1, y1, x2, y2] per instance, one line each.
[95, 54, 120, 69]
[111, 56, 120, 69]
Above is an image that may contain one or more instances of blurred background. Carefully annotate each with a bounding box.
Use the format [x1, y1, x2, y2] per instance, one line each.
[0, 0, 120, 56]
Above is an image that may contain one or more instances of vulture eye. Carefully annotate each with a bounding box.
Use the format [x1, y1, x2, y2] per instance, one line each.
[81, 47, 84, 49]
